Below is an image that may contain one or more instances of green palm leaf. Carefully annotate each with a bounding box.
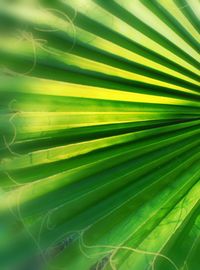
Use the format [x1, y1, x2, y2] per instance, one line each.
[0, 0, 200, 269]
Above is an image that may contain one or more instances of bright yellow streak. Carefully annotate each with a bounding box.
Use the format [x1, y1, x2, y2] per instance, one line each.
[24, 77, 199, 106]
[62, 52, 200, 95]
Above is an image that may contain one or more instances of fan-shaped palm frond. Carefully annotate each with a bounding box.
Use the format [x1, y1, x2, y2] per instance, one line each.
[0, 0, 200, 270]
